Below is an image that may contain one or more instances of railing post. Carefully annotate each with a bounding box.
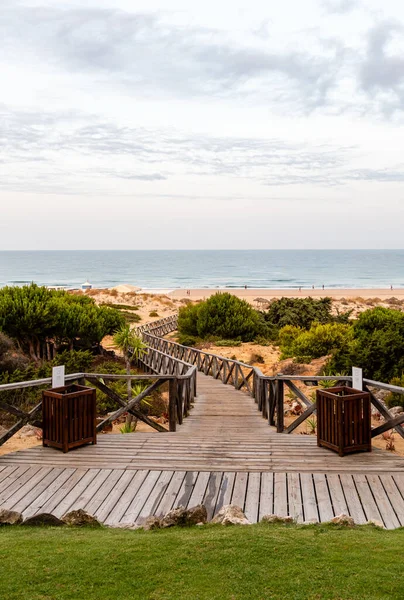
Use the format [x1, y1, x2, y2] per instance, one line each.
[168, 379, 177, 432]
[276, 375, 284, 433]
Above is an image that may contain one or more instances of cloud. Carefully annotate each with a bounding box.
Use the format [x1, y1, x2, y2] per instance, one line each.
[323, 0, 359, 14]
[0, 105, 359, 193]
[359, 21, 404, 113]
[0, 5, 342, 112]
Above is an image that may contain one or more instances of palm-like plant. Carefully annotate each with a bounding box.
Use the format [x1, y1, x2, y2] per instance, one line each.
[113, 325, 147, 425]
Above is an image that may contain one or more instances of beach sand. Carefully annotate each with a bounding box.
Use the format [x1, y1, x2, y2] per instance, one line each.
[168, 288, 404, 301]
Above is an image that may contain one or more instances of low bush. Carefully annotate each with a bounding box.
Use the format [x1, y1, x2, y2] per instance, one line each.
[263, 297, 351, 332]
[279, 323, 352, 362]
[328, 307, 404, 382]
[215, 339, 242, 347]
[385, 375, 404, 410]
[149, 311, 159, 317]
[178, 293, 263, 342]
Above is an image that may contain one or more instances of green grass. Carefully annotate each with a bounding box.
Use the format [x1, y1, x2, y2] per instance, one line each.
[0, 524, 403, 599]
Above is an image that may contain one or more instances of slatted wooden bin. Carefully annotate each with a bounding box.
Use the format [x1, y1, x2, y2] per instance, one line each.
[316, 386, 371, 457]
[42, 384, 97, 453]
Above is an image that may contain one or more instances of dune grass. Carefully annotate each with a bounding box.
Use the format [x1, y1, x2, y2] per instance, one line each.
[0, 523, 403, 600]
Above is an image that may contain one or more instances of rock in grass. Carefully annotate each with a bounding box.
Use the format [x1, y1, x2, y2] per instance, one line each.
[161, 506, 188, 528]
[330, 514, 355, 527]
[186, 505, 207, 525]
[62, 509, 101, 527]
[24, 513, 64, 527]
[211, 505, 250, 526]
[143, 516, 161, 531]
[0, 509, 23, 526]
[261, 515, 295, 524]
[366, 519, 385, 529]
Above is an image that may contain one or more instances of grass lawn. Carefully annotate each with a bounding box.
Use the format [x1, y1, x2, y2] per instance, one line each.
[0, 523, 403, 600]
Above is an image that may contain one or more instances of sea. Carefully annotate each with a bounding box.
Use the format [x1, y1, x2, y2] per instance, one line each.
[0, 250, 403, 291]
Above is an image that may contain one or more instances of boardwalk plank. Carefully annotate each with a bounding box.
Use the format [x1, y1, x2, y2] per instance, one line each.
[155, 471, 186, 516]
[116, 471, 160, 525]
[273, 472, 288, 517]
[339, 474, 366, 524]
[22, 468, 76, 518]
[327, 474, 348, 517]
[187, 472, 211, 507]
[259, 472, 273, 520]
[135, 471, 174, 524]
[313, 474, 333, 522]
[300, 473, 318, 523]
[352, 474, 383, 524]
[84, 470, 125, 516]
[10, 468, 63, 513]
[215, 472, 236, 515]
[95, 470, 138, 523]
[244, 473, 261, 523]
[366, 475, 400, 529]
[287, 472, 303, 523]
[231, 472, 248, 510]
[379, 475, 404, 527]
[52, 469, 101, 519]
[176, 471, 198, 509]
[203, 472, 223, 520]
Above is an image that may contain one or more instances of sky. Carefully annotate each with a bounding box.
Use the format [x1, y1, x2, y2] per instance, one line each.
[0, 0, 404, 250]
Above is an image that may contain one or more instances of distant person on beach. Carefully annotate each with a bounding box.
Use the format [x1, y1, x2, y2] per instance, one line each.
[391, 285, 393, 291]
[322, 284, 324, 290]
[245, 284, 247, 290]
[312, 285, 315, 290]
[299, 286, 301, 292]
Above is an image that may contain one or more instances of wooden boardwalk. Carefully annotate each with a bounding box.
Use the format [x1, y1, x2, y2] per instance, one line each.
[0, 373, 404, 527]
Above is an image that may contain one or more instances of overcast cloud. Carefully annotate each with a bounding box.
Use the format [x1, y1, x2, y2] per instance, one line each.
[0, 0, 404, 249]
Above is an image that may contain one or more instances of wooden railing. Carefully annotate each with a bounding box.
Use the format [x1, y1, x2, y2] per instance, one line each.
[139, 315, 404, 439]
[2, 313, 403, 447]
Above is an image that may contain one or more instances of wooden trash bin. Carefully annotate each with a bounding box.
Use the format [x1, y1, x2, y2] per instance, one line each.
[316, 386, 371, 457]
[42, 384, 97, 453]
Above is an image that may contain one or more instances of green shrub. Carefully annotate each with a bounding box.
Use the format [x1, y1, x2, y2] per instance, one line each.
[178, 293, 262, 342]
[177, 303, 200, 337]
[177, 334, 199, 347]
[385, 376, 404, 410]
[263, 297, 352, 339]
[329, 307, 404, 382]
[280, 323, 352, 362]
[0, 284, 124, 360]
[215, 339, 242, 347]
[121, 311, 141, 323]
[149, 311, 159, 317]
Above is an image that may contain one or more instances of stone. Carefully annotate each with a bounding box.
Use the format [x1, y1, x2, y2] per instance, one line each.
[330, 514, 355, 527]
[290, 402, 302, 415]
[390, 406, 403, 416]
[186, 505, 207, 525]
[24, 513, 65, 527]
[366, 519, 385, 529]
[143, 516, 161, 531]
[302, 519, 319, 525]
[211, 505, 250, 526]
[62, 509, 101, 527]
[161, 506, 188, 528]
[0, 509, 23, 526]
[261, 515, 295, 524]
